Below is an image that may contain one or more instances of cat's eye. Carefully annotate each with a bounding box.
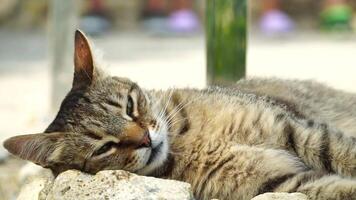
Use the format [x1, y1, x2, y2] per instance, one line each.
[93, 142, 116, 156]
[126, 95, 134, 117]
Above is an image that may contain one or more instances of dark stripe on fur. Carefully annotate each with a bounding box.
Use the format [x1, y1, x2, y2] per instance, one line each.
[275, 113, 286, 122]
[285, 123, 297, 154]
[257, 173, 296, 195]
[286, 170, 325, 192]
[307, 119, 314, 127]
[178, 107, 190, 135]
[170, 93, 191, 135]
[97, 103, 110, 112]
[313, 186, 323, 198]
[197, 155, 235, 198]
[84, 132, 102, 140]
[319, 125, 333, 172]
[176, 94, 191, 135]
[106, 99, 122, 108]
[81, 95, 92, 104]
[303, 130, 312, 148]
[252, 111, 263, 126]
[179, 119, 190, 135]
[228, 123, 235, 135]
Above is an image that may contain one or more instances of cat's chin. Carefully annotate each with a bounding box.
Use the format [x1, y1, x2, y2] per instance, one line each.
[136, 138, 169, 176]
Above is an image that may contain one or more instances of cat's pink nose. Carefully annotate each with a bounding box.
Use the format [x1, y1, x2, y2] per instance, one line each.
[139, 131, 151, 148]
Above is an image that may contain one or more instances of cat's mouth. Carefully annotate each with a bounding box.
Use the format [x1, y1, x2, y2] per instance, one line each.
[136, 122, 169, 175]
[146, 142, 163, 165]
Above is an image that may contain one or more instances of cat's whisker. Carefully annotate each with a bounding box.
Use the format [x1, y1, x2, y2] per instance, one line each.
[170, 95, 201, 118]
[152, 95, 164, 112]
[158, 89, 174, 123]
[157, 90, 173, 121]
[152, 91, 166, 113]
[164, 97, 189, 120]
[153, 91, 166, 108]
[165, 103, 190, 123]
[164, 96, 200, 126]
[168, 117, 188, 127]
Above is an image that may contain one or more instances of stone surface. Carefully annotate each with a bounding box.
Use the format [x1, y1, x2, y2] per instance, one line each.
[42, 170, 194, 200]
[252, 193, 308, 200]
[17, 176, 52, 200]
[15, 169, 311, 200]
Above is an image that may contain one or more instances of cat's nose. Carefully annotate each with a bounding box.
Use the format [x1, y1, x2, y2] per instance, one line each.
[138, 131, 151, 148]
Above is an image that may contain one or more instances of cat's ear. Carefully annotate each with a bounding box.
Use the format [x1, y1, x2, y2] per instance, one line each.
[73, 30, 94, 89]
[3, 133, 64, 167]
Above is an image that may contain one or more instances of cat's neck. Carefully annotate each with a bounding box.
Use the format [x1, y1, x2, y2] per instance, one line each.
[147, 88, 227, 180]
[145, 89, 195, 178]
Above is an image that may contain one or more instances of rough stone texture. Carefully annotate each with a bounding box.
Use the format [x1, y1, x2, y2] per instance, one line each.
[15, 169, 311, 200]
[45, 170, 194, 200]
[11, 161, 53, 200]
[17, 176, 53, 200]
[251, 193, 309, 200]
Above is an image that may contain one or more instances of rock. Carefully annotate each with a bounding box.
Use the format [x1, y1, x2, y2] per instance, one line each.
[18, 170, 194, 200]
[18, 170, 309, 200]
[251, 193, 308, 200]
[17, 176, 52, 200]
[17, 165, 54, 200]
[0, 158, 50, 200]
[18, 162, 51, 183]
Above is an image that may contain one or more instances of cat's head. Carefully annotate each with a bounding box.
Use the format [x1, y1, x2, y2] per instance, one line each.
[3, 30, 169, 176]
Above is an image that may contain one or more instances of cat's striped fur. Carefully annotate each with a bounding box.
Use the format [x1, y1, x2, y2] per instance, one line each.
[4, 30, 356, 200]
[156, 86, 356, 199]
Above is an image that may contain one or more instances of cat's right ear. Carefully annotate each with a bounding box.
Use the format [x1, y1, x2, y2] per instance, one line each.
[73, 30, 94, 89]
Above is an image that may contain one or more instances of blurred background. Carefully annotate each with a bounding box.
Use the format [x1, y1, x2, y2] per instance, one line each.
[0, 0, 356, 198]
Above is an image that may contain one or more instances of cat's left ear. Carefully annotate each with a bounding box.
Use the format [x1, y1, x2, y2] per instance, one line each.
[73, 30, 94, 89]
[3, 133, 64, 167]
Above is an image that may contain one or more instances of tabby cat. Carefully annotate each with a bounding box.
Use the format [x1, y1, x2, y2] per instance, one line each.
[4, 30, 356, 200]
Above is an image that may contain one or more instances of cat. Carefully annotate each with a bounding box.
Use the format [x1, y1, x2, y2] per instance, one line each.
[3, 30, 356, 200]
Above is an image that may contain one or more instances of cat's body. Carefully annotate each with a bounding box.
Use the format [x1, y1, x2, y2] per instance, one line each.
[147, 82, 356, 199]
[4, 31, 356, 200]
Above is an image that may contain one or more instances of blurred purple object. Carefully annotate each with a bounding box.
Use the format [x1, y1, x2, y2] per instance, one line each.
[260, 10, 295, 35]
[168, 9, 200, 33]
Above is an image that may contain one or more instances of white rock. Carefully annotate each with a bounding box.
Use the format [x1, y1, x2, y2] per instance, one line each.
[19, 162, 47, 183]
[251, 193, 308, 200]
[17, 177, 52, 200]
[45, 170, 194, 200]
[18, 170, 308, 200]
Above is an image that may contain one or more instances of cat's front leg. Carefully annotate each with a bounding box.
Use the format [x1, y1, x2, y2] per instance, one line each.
[188, 143, 356, 200]
[185, 144, 308, 200]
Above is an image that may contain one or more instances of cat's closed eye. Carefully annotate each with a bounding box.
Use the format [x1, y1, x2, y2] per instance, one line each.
[126, 95, 134, 118]
[93, 141, 116, 156]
